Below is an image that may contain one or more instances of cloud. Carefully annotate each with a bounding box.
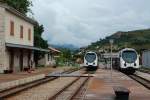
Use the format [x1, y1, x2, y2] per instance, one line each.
[31, 0, 150, 47]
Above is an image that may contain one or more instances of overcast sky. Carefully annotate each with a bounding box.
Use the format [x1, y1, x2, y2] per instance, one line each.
[31, 0, 150, 47]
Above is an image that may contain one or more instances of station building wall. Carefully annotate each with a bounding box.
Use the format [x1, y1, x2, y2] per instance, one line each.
[38, 53, 56, 67]
[0, 5, 35, 73]
[0, 7, 6, 73]
[142, 50, 150, 68]
[4, 10, 34, 46]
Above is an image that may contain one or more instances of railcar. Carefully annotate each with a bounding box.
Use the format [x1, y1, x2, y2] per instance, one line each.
[118, 48, 140, 74]
[84, 51, 98, 70]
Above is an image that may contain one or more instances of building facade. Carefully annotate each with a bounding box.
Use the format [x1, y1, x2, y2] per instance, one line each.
[0, 4, 36, 73]
[38, 47, 61, 67]
[142, 50, 150, 68]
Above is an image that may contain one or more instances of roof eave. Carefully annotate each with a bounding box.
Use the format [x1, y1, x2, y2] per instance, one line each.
[6, 43, 49, 52]
[0, 3, 36, 25]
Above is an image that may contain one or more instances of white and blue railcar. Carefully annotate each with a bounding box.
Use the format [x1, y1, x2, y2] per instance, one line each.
[119, 48, 140, 74]
[84, 51, 98, 70]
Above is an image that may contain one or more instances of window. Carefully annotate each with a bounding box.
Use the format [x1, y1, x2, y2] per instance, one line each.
[28, 28, 31, 40]
[10, 21, 14, 36]
[122, 51, 137, 63]
[20, 25, 23, 38]
[85, 53, 96, 63]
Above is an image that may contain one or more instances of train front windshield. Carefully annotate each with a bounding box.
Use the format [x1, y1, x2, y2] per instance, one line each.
[85, 53, 96, 63]
[122, 51, 137, 63]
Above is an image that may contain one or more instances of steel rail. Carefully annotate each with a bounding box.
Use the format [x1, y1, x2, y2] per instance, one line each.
[70, 77, 89, 100]
[49, 72, 90, 100]
[0, 68, 82, 99]
[129, 74, 150, 90]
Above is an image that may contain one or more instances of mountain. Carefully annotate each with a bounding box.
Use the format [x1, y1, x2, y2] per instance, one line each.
[87, 28, 150, 52]
[50, 44, 79, 51]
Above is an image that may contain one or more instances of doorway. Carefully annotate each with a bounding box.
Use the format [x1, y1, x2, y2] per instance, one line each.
[9, 50, 14, 72]
[28, 51, 31, 69]
[20, 50, 23, 71]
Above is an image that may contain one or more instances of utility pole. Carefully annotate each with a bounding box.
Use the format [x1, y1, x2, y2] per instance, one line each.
[109, 39, 114, 81]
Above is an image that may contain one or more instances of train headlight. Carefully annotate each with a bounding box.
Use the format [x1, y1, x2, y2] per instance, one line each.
[86, 63, 88, 65]
[124, 63, 126, 66]
[93, 62, 95, 65]
[134, 63, 136, 66]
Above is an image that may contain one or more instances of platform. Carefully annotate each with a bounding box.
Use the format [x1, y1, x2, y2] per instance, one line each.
[0, 67, 72, 92]
[47, 73, 93, 77]
[84, 69, 150, 100]
[47, 70, 93, 77]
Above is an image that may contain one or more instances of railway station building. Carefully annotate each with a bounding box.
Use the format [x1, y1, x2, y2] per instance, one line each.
[38, 46, 61, 67]
[0, 4, 48, 73]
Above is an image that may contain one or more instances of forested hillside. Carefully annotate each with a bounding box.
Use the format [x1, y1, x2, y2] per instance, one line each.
[88, 29, 150, 52]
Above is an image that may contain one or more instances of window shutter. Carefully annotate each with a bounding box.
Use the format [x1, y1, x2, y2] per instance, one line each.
[28, 28, 31, 40]
[20, 25, 23, 38]
[10, 21, 14, 36]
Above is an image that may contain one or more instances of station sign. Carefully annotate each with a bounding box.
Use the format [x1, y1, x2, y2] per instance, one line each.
[102, 53, 119, 58]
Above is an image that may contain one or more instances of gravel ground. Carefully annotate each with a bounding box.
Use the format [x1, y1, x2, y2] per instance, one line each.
[54, 77, 88, 100]
[5, 77, 77, 100]
[135, 71, 150, 81]
[5, 69, 86, 100]
[0, 67, 74, 83]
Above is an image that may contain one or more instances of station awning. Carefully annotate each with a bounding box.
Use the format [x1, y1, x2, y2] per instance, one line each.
[6, 43, 49, 52]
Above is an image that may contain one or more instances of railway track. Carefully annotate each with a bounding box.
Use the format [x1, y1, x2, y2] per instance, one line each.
[0, 68, 83, 99]
[49, 75, 90, 100]
[129, 74, 150, 90]
[71, 76, 89, 100]
[138, 68, 150, 74]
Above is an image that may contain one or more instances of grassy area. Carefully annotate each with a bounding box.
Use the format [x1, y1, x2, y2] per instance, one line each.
[140, 67, 150, 70]
[56, 61, 80, 67]
[37, 65, 45, 68]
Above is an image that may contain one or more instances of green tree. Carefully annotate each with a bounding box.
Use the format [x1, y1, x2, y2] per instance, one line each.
[56, 48, 72, 66]
[61, 48, 72, 61]
[34, 22, 48, 66]
[34, 22, 48, 49]
[0, 0, 32, 14]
